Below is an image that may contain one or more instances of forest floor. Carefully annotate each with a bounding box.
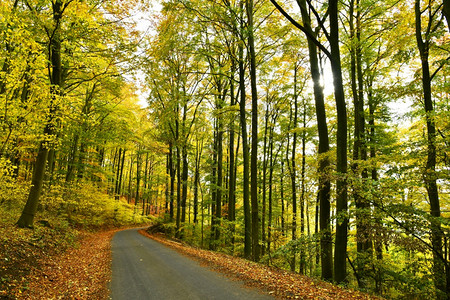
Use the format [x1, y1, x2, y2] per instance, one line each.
[0, 222, 117, 299]
[1, 224, 382, 300]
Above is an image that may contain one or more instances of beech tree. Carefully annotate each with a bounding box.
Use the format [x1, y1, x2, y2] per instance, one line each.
[415, 0, 448, 296]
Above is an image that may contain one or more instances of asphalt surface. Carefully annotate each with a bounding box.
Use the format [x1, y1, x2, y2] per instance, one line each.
[110, 228, 274, 300]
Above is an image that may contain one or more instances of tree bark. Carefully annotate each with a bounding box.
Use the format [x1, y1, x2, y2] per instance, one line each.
[444, 0, 450, 32]
[297, 0, 333, 281]
[300, 97, 307, 275]
[169, 143, 175, 221]
[290, 66, 299, 272]
[261, 104, 269, 256]
[238, 0, 252, 258]
[181, 106, 189, 225]
[415, 1, 447, 297]
[17, 0, 64, 228]
[215, 95, 223, 243]
[329, 0, 349, 284]
[246, 0, 260, 262]
[239, 34, 252, 258]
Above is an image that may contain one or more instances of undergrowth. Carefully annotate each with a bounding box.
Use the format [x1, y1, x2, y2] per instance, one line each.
[0, 159, 151, 298]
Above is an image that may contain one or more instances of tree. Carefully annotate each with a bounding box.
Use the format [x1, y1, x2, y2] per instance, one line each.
[415, 0, 448, 297]
[297, 0, 333, 281]
[17, 0, 67, 228]
[247, 0, 260, 262]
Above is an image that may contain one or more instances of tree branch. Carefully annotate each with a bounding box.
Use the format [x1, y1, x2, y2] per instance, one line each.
[270, 0, 332, 60]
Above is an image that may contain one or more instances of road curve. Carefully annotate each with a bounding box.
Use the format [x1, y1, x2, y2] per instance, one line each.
[110, 228, 274, 300]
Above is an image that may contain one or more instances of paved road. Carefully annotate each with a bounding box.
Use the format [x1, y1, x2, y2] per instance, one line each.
[110, 228, 274, 300]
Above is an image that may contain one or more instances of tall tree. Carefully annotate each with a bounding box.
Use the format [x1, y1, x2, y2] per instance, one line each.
[17, 0, 67, 228]
[238, 0, 252, 259]
[415, 0, 448, 297]
[246, 0, 260, 262]
[297, 0, 333, 281]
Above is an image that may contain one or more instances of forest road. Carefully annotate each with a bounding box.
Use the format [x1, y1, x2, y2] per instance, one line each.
[109, 228, 274, 300]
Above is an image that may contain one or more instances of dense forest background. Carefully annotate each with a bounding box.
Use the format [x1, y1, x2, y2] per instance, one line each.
[0, 0, 449, 299]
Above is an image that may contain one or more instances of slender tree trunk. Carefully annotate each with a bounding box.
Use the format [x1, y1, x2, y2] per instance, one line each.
[298, 0, 333, 280]
[169, 144, 175, 221]
[135, 151, 142, 212]
[176, 143, 181, 237]
[280, 159, 285, 237]
[210, 123, 218, 250]
[261, 105, 269, 256]
[181, 111, 188, 226]
[246, 0, 260, 262]
[290, 73, 298, 272]
[368, 81, 383, 294]
[142, 152, 149, 215]
[181, 144, 188, 225]
[267, 122, 276, 258]
[228, 61, 237, 241]
[166, 153, 170, 214]
[193, 139, 202, 224]
[127, 159, 133, 204]
[415, 1, 447, 297]
[119, 149, 126, 196]
[215, 95, 223, 243]
[299, 97, 307, 275]
[114, 148, 122, 197]
[350, 0, 371, 287]
[238, 5, 252, 258]
[330, 0, 349, 284]
[17, 0, 64, 228]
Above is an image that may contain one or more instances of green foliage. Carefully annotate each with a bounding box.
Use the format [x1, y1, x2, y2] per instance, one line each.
[0, 158, 28, 212]
[40, 182, 150, 228]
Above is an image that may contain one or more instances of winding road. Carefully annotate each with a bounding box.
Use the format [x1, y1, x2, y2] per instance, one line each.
[110, 228, 274, 300]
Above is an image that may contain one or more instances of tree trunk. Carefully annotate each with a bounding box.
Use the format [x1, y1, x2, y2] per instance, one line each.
[166, 153, 170, 213]
[261, 104, 269, 256]
[114, 148, 122, 196]
[181, 108, 189, 226]
[169, 143, 175, 221]
[290, 66, 299, 272]
[228, 59, 237, 239]
[127, 159, 133, 204]
[350, 0, 371, 287]
[17, 0, 64, 228]
[280, 159, 285, 237]
[193, 139, 202, 224]
[135, 151, 142, 212]
[297, 0, 333, 281]
[415, 1, 447, 297]
[329, 0, 348, 284]
[368, 80, 383, 294]
[215, 95, 223, 243]
[444, 0, 450, 32]
[299, 97, 307, 275]
[267, 116, 277, 258]
[238, 3, 252, 258]
[209, 123, 218, 250]
[119, 149, 126, 196]
[176, 142, 181, 238]
[247, 0, 260, 262]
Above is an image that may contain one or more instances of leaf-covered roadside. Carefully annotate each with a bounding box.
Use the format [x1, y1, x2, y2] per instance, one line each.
[140, 229, 383, 300]
[0, 224, 116, 299]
